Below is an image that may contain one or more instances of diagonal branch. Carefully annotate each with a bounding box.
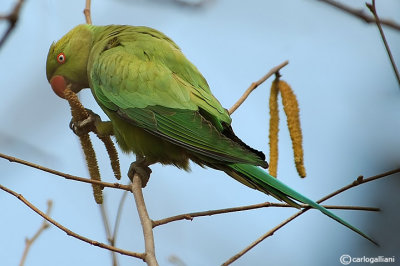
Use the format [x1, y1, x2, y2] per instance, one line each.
[0, 152, 131, 191]
[317, 0, 400, 31]
[366, 0, 400, 88]
[222, 168, 400, 265]
[0, 0, 25, 49]
[0, 184, 146, 260]
[19, 200, 52, 266]
[113, 190, 129, 245]
[228, 60, 289, 115]
[152, 203, 379, 227]
[99, 200, 119, 266]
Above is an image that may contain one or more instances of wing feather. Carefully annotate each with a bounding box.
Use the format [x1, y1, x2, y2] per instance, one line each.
[88, 25, 266, 167]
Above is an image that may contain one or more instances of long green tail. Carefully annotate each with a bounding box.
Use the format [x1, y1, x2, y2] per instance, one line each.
[228, 163, 377, 245]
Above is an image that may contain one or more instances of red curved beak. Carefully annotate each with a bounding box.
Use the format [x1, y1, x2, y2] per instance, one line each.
[50, 75, 67, 99]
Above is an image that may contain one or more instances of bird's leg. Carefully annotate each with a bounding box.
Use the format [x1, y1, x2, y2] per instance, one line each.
[95, 120, 114, 137]
[69, 108, 114, 137]
[128, 155, 154, 188]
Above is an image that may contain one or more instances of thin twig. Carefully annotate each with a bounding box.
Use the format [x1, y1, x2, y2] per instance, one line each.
[366, 0, 400, 88]
[0, 184, 146, 260]
[222, 168, 400, 265]
[0, 152, 131, 191]
[153, 203, 379, 227]
[99, 203, 113, 244]
[228, 60, 289, 115]
[84, 0, 92, 24]
[113, 190, 129, 245]
[19, 200, 52, 266]
[318, 0, 400, 31]
[131, 175, 159, 266]
[99, 201, 119, 266]
[0, 0, 25, 48]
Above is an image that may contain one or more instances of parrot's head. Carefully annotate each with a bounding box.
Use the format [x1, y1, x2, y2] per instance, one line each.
[46, 24, 94, 98]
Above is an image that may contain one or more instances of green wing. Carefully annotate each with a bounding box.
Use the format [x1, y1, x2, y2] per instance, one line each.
[119, 106, 266, 165]
[87, 25, 266, 167]
[89, 25, 229, 124]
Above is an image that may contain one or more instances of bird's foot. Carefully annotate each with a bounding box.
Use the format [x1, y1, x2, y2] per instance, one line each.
[69, 109, 101, 136]
[128, 157, 153, 188]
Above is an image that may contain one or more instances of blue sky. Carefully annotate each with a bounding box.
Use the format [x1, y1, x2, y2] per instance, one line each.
[1, 0, 400, 265]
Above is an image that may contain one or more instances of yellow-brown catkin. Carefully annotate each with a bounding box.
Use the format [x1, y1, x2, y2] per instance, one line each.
[78, 134, 104, 203]
[268, 79, 280, 178]
[97, 134, 121, 180]
[64, 88, 103, 204]
[278, 80, 306, 178]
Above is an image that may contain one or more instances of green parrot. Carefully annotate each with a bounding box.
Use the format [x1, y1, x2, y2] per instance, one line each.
[46, 24, 376, 244]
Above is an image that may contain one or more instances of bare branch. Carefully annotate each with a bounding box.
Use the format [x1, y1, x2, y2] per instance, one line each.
[19, 200, 52, 266]
[222, 168, 400, 265]
[84, 0, 92, 24]
[0, 0, 25, 49]
[318, 0, 400, 31]
[153, 202, 379, 227]
[0, 152, 131, 191]
[113, 190, 129, 244]
[366, 0, 400, 88]
[0, 184, 145, 260]
[99, 201, 119, 266]
[228, 60, 289, 115]
[131, 175, 159, 266]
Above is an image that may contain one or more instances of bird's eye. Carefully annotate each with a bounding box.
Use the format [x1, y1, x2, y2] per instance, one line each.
[57, 52, 66, 64]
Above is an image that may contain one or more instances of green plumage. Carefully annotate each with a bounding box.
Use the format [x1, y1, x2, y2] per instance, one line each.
[46, 24, 376, 244]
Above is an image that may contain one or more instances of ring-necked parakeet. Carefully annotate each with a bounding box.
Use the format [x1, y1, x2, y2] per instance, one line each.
[46, 24, 376, 244]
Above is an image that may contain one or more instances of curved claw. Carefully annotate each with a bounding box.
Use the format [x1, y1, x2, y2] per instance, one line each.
[128, 158, 153, 188]
[69, 120, 79, 135]
[69, 109, 101, 136]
